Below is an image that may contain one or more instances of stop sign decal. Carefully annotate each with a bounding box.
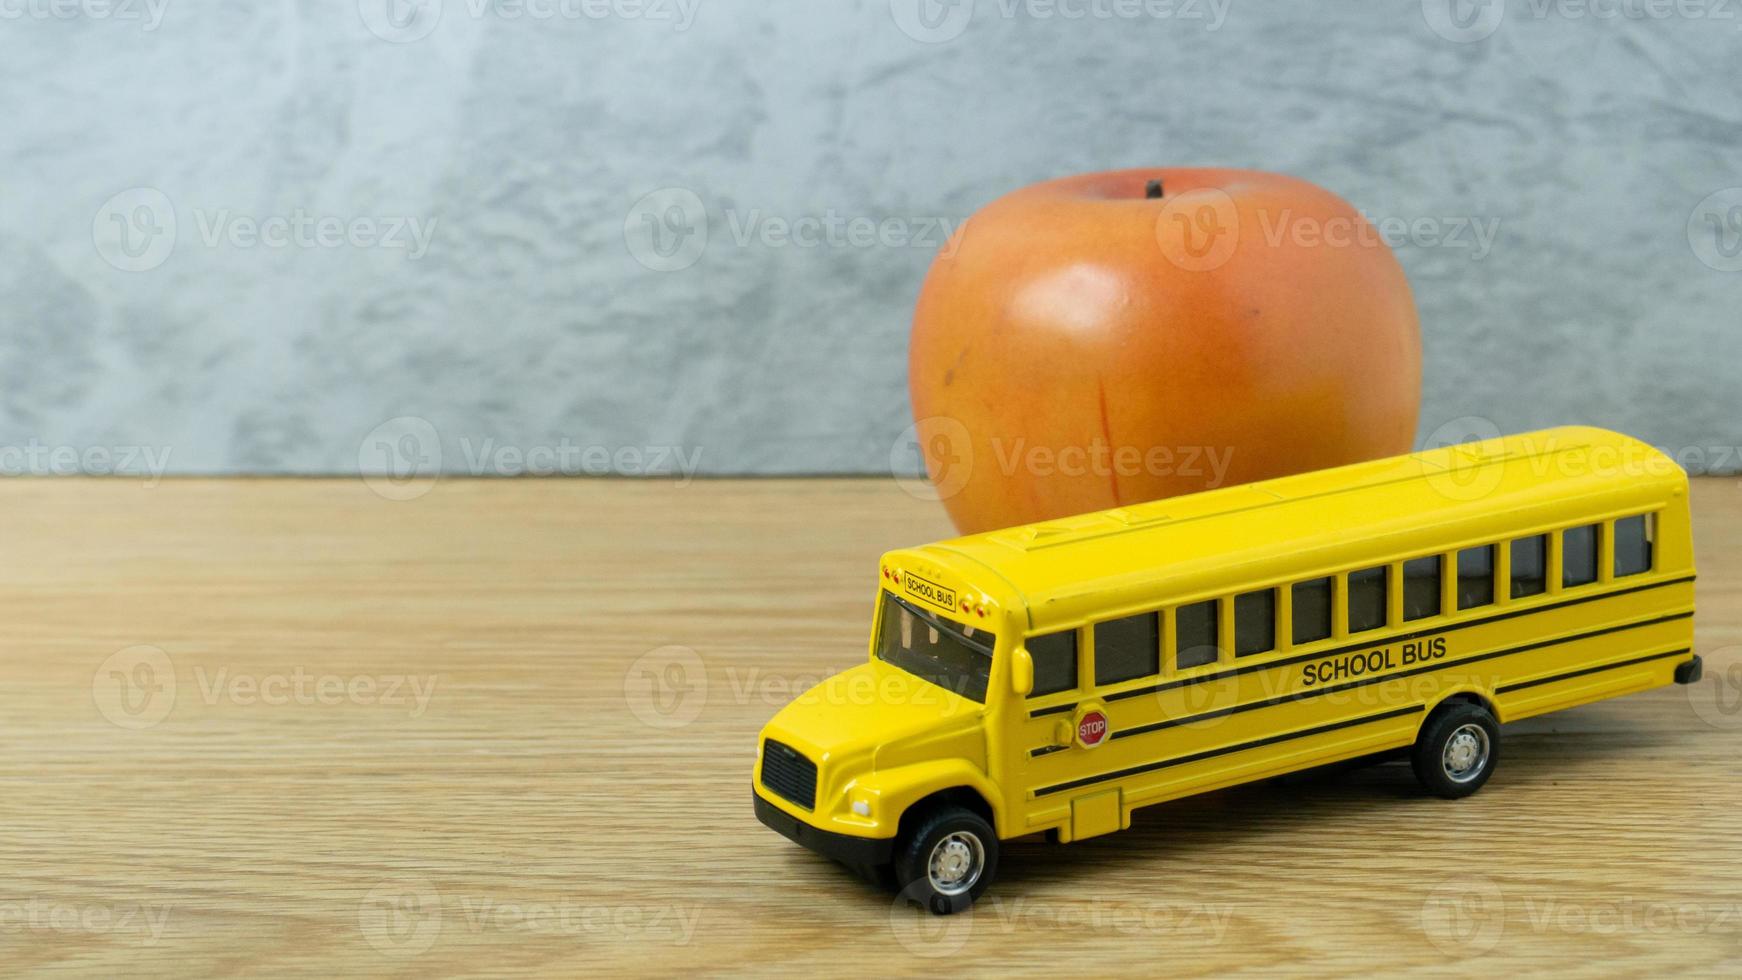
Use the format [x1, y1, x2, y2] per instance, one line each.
[1077, 710, 1109, 748]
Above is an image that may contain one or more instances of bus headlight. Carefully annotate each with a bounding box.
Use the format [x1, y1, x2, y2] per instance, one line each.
[851, 799, 871, 817]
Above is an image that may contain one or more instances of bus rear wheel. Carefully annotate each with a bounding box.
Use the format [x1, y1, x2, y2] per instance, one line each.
[893, 805, 998, 915]
[1412, 701, 1500, 798]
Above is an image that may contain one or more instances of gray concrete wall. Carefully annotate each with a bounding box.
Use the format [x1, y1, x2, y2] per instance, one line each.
[2, 0, 1738, 479]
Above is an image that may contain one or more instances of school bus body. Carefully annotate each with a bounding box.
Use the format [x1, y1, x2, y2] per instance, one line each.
[753, 427, 1696, 899]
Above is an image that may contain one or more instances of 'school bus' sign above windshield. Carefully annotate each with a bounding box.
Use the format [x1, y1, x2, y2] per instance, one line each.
[900, 572, 957, 613]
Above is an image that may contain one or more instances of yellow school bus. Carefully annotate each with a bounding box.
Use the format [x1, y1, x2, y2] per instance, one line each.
[753, 427, 1698, 913]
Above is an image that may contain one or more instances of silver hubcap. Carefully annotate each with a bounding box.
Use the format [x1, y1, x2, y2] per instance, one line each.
[927, 831, 985, 897]
[1442, 723, 1491, 783]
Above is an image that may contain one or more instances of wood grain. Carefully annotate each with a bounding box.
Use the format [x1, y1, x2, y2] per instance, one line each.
[1, 476, 1740, 977]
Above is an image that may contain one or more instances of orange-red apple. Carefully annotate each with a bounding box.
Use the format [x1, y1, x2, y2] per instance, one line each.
[909, 168, 1421, 534]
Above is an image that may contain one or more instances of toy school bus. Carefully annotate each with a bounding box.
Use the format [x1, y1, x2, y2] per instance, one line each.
[753, 427, 1699, 913]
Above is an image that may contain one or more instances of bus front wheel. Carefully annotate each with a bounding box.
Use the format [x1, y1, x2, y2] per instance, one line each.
[893, 805, 998, 915]
[1412, 701, 1500, 798]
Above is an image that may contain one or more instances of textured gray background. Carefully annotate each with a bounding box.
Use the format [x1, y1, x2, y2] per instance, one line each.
[2, 0, 1739, 478]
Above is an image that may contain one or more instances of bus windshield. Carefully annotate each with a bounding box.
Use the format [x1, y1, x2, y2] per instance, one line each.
[875, 593, 993, 703]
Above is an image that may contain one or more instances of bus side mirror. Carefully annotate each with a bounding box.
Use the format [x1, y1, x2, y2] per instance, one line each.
[1012, 648, 1034, 697]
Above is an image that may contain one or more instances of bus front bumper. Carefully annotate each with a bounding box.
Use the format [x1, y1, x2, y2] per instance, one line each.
[754, 788, 895, 866]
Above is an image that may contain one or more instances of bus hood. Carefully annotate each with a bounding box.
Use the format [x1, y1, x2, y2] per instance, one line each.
[762, 660, 986, 772]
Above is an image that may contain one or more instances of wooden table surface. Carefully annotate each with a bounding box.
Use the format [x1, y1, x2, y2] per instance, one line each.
[2, 475, 1739, 976]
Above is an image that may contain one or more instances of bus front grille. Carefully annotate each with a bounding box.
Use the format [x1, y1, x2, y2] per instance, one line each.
[760, 739, 817, 810]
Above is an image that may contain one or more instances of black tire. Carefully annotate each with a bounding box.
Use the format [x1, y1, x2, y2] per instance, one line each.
[1412, 701, 1500, 799]
[893, 805, 998, 915]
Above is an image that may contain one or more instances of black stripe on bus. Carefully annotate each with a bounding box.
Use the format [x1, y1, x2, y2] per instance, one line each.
[1026, 574, 1694, 719]
[1027, 611, 1692, 757]
[1496, 647, 1693, 694]
[1034, 704, 1424, 797]
[1105, 611, 1691, 743]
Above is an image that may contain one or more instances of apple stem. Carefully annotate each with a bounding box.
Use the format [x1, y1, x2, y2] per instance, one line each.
[1145, 179, 1164, 200]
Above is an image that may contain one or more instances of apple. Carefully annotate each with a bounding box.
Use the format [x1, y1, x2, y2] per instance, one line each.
[908, 168, 1421, 535]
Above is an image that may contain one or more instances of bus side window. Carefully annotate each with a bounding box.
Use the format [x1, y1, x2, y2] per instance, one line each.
[1027, 630, 1078, 698]
[1614, 514, 1653, 578]
[1234, 589, 1276, 657]
[1402, 556, 1442, 621]
[1510, 535, 1547, 598]
[1291, 577, 1332, 644]
[1094, 613, 1159, 686]
[1347, 566, 1387, 633]
[1175, 600, 1219, 670]
[1457, 544, 1496, 609]
[1563, 523, 1600, 588]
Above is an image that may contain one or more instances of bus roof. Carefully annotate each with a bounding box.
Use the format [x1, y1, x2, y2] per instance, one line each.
[897, 427, 1686, 633]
